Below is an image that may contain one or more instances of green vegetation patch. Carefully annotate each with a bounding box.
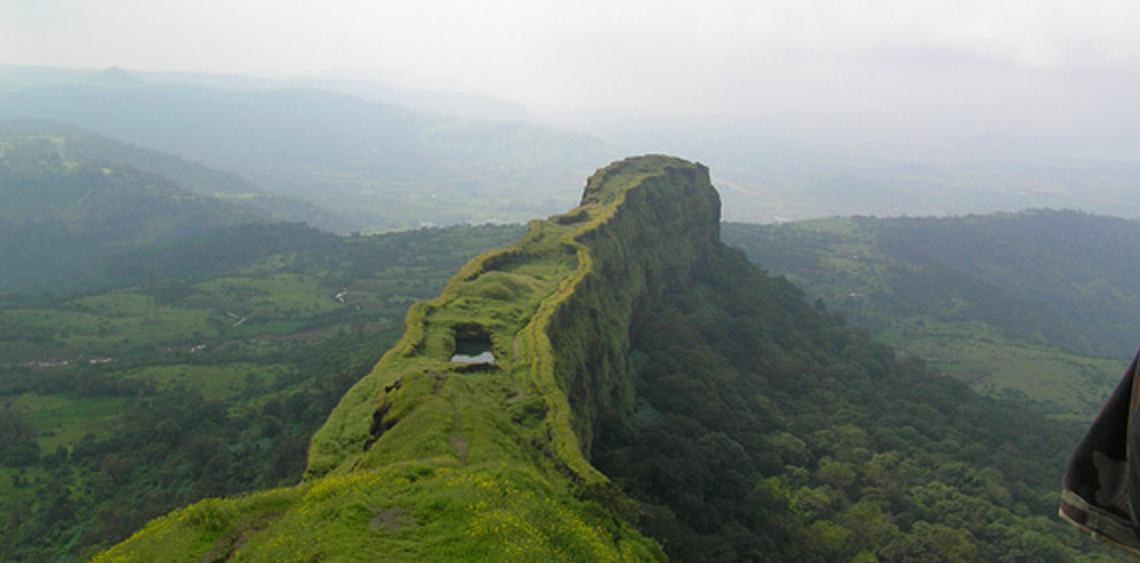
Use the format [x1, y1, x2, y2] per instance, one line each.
[12, 393, 129, 451]
[723, 214, 1140, 420]
[0, 292, 217, 358]
[95, 464, 657, 563]
[193, 274, 341, 319]
[0, 220, 525, 561]
[125, 364, 287, 402]
[884, 319, 1128, 420]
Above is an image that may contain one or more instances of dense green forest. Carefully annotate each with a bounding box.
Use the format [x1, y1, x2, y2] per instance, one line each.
[596, 244, 1105, 562]
[0, 222, 523, 562]
[723, 212, 1140, 419]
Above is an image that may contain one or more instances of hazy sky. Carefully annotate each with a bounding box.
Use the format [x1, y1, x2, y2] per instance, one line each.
[4, 0, 1140, 155]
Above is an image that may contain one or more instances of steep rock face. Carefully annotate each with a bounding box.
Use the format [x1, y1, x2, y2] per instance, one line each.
[94, 155, 717, 562]
[549, 159, 719, 457]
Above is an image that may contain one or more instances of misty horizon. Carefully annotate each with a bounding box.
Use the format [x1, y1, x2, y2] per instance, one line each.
[3, 0, 1140, 224]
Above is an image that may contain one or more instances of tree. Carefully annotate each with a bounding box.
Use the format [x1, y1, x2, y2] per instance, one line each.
[0, 407, 40, 467]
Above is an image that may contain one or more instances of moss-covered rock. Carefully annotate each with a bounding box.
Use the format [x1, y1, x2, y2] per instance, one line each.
[93, 155, 715, 562]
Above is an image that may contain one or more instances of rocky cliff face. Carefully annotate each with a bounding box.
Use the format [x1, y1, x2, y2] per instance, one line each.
[94, 155, 719, 563]
[547, 158, 720, 459]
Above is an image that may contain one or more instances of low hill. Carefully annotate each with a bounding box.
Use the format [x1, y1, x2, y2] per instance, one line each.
[93, 157, 1107, 563]
[723, 212, 1140, 419]
[0, 68, 619, 231]
[0, 119, 348, 231]
[0, 125, 272, 293]
[0, 118, 258, 196]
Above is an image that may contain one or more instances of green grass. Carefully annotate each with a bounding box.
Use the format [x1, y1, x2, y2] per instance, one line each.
[13, 393, 130, 451]
[192, 274, 342, 318]
[70, 292, 160, 317]
[0, 273, 351, 364]
[95, 464, 656, 563]
[125, 363, 287, 401]
[229, 320, 307, 338]
[0, 292, 218, 358]
[879, 318, 1127, 420]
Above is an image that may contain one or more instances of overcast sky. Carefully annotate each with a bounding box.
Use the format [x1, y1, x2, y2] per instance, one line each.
[4, 0, 1140, 156]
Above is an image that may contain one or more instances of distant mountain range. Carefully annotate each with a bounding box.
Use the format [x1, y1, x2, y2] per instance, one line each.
[0, 66, 619, 232]
[8, 65, 1139, 231]
[140, 70, 539, 122]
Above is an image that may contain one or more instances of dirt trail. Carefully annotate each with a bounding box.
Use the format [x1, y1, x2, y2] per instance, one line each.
[450, 409, 468, 466]
[509, 333, 526, 401]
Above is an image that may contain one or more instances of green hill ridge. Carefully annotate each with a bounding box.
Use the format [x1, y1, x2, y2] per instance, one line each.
[91, 156, 1097, 563]
[93, 155, 716, 562]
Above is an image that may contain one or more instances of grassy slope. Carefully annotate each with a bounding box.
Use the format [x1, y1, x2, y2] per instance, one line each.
[93, 156, 715, 562]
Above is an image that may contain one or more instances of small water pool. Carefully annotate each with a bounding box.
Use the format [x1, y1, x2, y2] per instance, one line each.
[450, 324, 496, 364]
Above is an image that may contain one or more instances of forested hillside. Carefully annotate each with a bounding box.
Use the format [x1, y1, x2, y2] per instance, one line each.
[723, 212, 1140, 419]
[596, 243, 1096, 562]
[0, 126, 262, 293]
[0, 120, 356, 293]
[0, 222, 524, 561]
